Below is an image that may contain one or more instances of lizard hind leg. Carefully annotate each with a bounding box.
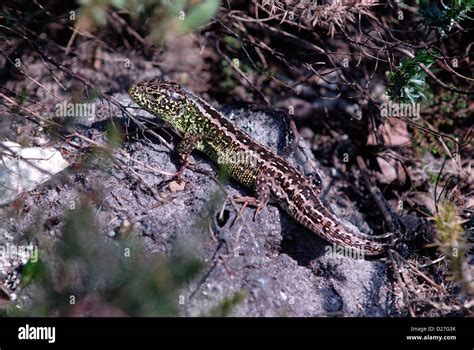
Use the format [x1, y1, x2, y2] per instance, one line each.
[233, 173, 280, 221]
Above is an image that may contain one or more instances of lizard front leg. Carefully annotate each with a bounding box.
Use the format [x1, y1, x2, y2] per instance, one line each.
[174, 133, 202, 181]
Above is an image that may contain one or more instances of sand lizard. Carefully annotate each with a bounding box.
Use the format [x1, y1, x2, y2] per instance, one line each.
[128, 79, 398, 256]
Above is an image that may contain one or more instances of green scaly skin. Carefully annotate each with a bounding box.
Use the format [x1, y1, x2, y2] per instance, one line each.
[128, 79, 398, 256]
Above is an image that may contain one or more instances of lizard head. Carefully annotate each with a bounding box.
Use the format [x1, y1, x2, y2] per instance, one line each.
[128, 79, 193, 130]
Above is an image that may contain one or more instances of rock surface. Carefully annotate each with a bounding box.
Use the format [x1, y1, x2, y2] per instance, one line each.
[0, 94, 396, 316]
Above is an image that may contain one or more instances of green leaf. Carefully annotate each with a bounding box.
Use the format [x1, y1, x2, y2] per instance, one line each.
[386, 50, 438, 103]
[111, 0, 126, 8]
[419, 0, 474, 35]
[177, 0, 220, 33]
[21, 256, 45, 288]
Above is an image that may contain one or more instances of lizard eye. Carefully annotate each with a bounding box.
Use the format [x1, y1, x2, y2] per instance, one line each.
[167, 91, 185, 101]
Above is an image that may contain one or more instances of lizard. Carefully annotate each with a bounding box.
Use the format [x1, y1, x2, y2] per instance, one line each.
[128, 79, 398, 256]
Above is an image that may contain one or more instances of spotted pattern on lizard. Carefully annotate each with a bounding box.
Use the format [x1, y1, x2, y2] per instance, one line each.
[128, 79, 398, 256]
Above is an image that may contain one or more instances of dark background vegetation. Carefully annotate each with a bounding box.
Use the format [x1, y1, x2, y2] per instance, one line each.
[0, 0, 472, 316]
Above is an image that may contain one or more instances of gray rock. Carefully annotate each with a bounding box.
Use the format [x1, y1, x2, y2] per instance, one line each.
[0, 94, 396, 316]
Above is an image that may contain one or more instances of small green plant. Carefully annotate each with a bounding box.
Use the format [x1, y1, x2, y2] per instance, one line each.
[432, 202, 473, 295]
[17, 87, 29, 105]
[175, 0, 220, 33]
[17, 200, 202, 316]
[75, 0, 220, 42]
[419, 0, 474, 36]
[204, 291, 245, 316]
[219, 59, 240, 92]
[426, 170, 442, 184]
[386, 50, 437, 103]
[411, 87, 467, 158]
